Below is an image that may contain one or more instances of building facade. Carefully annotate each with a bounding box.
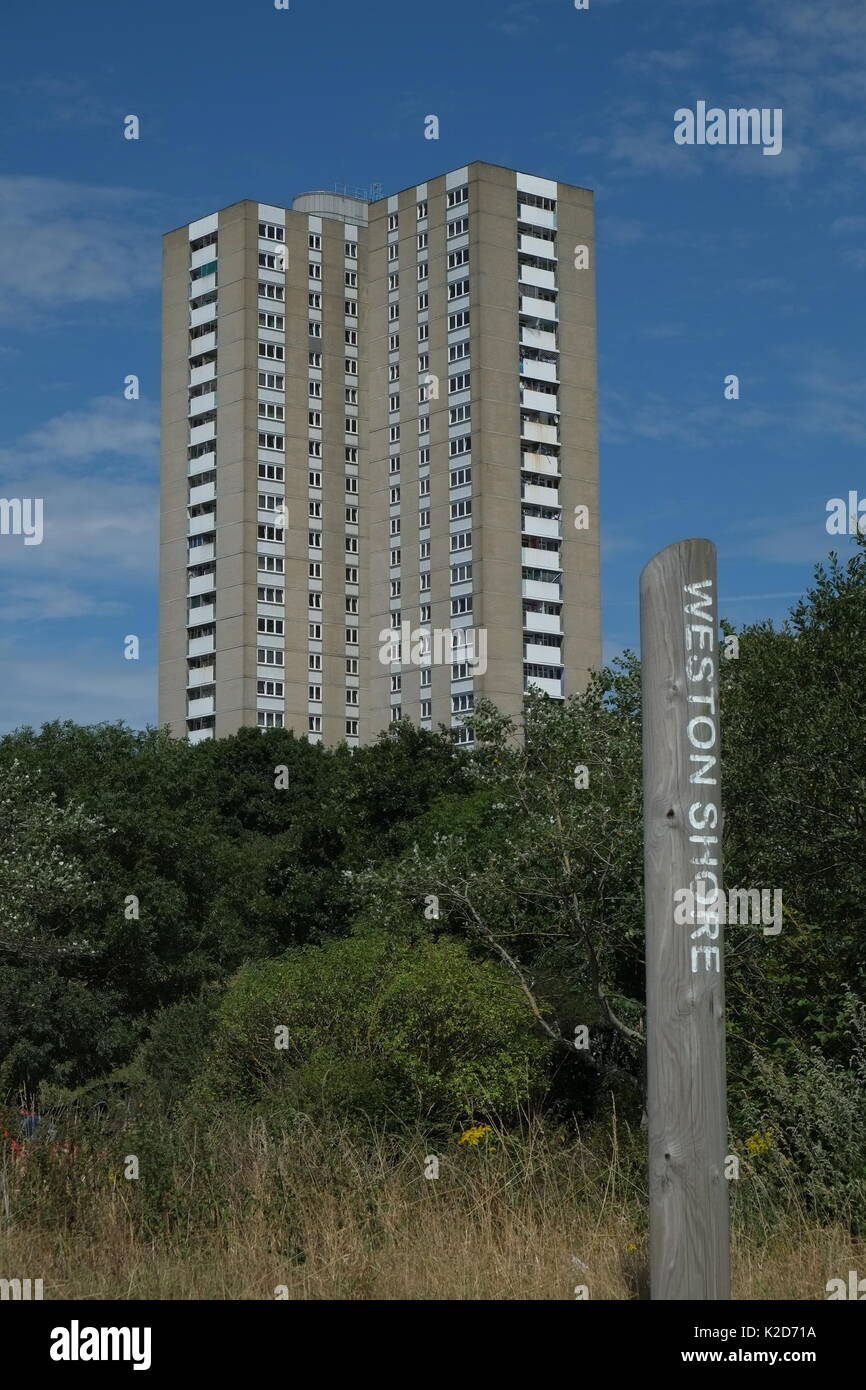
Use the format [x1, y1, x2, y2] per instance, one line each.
[159, 161, 601, 747]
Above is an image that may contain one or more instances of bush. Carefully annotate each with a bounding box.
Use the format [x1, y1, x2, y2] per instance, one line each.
[139, 991, 222, 1103]
[200, 930, 552, 1127]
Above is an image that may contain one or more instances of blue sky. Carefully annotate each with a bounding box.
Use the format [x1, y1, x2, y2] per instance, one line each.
[0, 0, 863, 731]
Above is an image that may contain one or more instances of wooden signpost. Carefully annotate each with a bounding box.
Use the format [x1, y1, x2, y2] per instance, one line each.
[640, 539, 730, 1300]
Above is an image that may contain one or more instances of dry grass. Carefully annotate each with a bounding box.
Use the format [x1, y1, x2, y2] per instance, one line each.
[1, 1111, 861, 1300]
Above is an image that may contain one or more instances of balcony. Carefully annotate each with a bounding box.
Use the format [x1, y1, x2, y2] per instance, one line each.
[188, 391, 216, 417]
[187, 634, 215, 657]
[188, 541, 214, 564]
[520, 357, 558, 384]
[188, 511, 215, 537]
[188, 572, 215, 597]
[519, 233, 557, 260]
[521, 451, 560, 477]
[521, 326, 557, 352]
[522, 483, 560, 507]
[188, 603, 214, 625]
[524, 609, 562, 636]
[187, 695, 215, 718]
[522, 545, 561, 570]
[522, 578, 561, 603]
[189, 273, 216, 299]
[189, 331, 216, 356]
[519, 203, 556, 230]
[525, 642, 562, 666]
[188, 451, 216, 477]
[521, 387, 559, 414]
[189, 361, 216, 388]
[187, 727, 214, 745]
[189, 419, 216, 446]
[188, 480, 216, 507]
[525, 675, 563, 699]
[519, 264, 556, 292]
[187, 665, 214, 687]
[523, 514, 561, 540]
[520, 295, 558, 322]
[190, 244, 218, 272]
[189, 303, 217, 330]
[521, 420, 559, 446]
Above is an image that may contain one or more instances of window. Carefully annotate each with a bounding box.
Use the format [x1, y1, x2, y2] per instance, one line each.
[419, 447, 430, 466]
[258, 432, 284, 451]
[259, 342, 284, 361]
[257, 678, 285, 697]
[447, 216, 469, 238]
[388, 303, 400, 322]
[259, 555, 284, 573]
[309, 440, 322, 457]
[258, 401, 285, 420]
[417, 199, 428, 218]
[345, 416, 358, 434]
[419, 508, 430, 527]
[309, 321, 322, 337]
[258, 523, 284, 542]
[390, 547, 401, 566]
[258, 492, 283, 511]
[421, 700, 432, 719]
[309, 623, 322, 640]
[309, 530, 322, 548]
[449, 341, 470, 362]
[450, 466, 471, 488]
[389, 517, 401, 536]
[309, 351, 322, 367]
[450, 404, 471, 425]
[309, 232, 322, 250]
[346, 719, 359, 737]
[447, 185, 469, 207]
[308, 292, 322, 310]
[257, 617, 284, 634]
[309, 411, 321, 428]
[419, 571, 431, 591]
[309, 684, 322, 701]
[309, 654, 322, 672]
[390, 577, 401, 597]
[309, 561, 322, 578]
[388, 272, 399, 291]
[451, 595, 473, 616]
[388, 244, 398, 261]
[451, 562, 472, 584]
[309, 500, 322, 518]
[390, 707, 402, 723]
[345, 299, 358, 317]
[258, 462, 285, 481]
[345, 536, 359, 554]
[390, 486, 401, 504]
[257, 647, 284, 666]
[418, 414, 429, 436]
[449, 435, 471, 456]
[345, 357, 358, 374]
[345, 240, 357, 258]
[258, 370, 284, 389]
[309, 591, 322, 609]
[448, 248, 469, 268]
[417, 232, 428, 250]
[309, 262, 322, 279]
[389, 333, 400, 351]
[417, 353, 429, 373]
[448, 278, 470, 300]
[309, 469, 322, 488]
[418, 323, 429, 342]
[450, 530, 472, 552]
[346, 688, 359, 705]
[190, 260, 218, 281]
[346, 626, 358, 644]
[345, 566, 358, 584]
[190, 231, 218, 253]
[417, 292, 429, 312]
[449, 372, 470, 394]
[417, 262, 429, 281]
[448, 309, 470, 331]
[258, 312, 284, 330]
[420, 668, 431, 688]
[346, 596, 359, 615]
[390, 674, 401, 693]
[346, 657, 359, 675]
[258, 222, 285, 241]
[308, 715, 322, 733]
[345, 476, 358, 494]
[258, 711, 284, 730]
[419, 540, 431, 559]
[346, 446, 358, 463]
[389, 424, 400, 442]
[388, 212, 399, 231]
[258, 281, 284, 300]
[346, 329, 358, 345]
[258, 252, 279, 269]
[389, 393, 400, 412]
[389, 456, 401, 474]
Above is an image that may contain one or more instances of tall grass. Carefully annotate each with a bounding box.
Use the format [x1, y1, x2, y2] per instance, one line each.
[1, 1100, 861, 1299]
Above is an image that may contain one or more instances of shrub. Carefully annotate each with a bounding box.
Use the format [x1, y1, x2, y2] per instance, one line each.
[200, 930, 552, 1127]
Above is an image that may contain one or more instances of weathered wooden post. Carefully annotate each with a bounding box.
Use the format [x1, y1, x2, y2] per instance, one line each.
[640, 538, 730, 1300]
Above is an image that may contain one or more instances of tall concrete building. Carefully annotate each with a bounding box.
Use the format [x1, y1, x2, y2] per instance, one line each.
[159, 161, 601, 747]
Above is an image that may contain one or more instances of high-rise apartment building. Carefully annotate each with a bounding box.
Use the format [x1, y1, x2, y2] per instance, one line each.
[159, 161, 600, 747]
